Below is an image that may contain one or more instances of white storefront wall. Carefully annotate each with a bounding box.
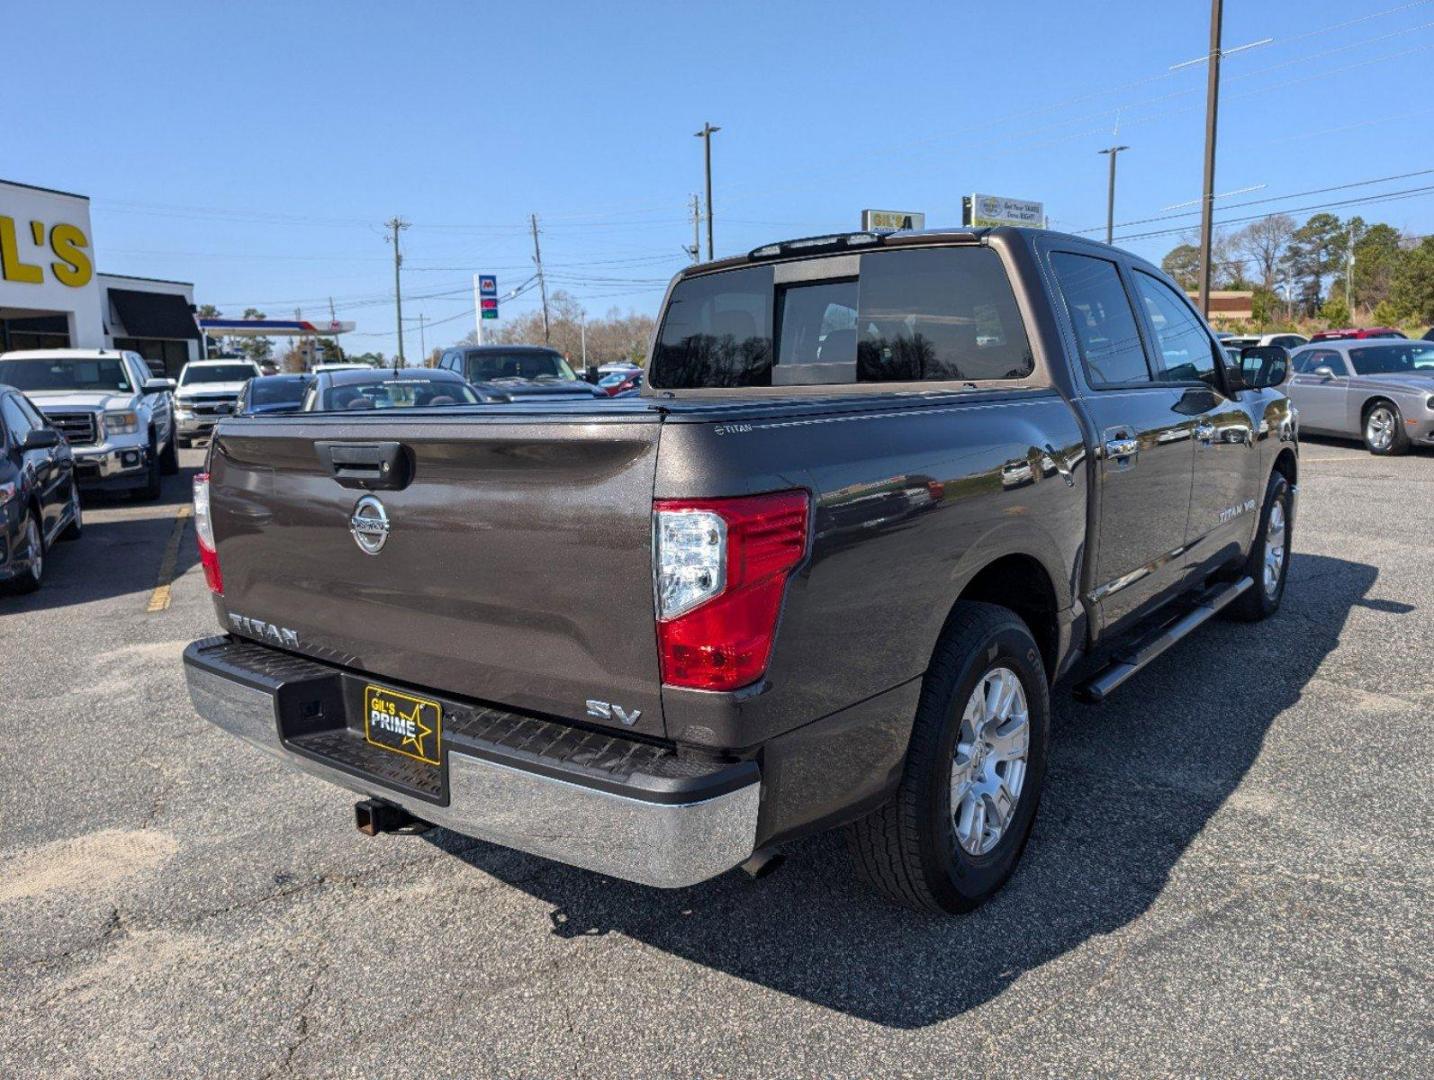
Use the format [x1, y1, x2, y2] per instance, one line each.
[0, 180, 105, 347]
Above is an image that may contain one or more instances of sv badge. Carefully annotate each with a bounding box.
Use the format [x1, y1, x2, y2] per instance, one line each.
[586, 699, 642, 726]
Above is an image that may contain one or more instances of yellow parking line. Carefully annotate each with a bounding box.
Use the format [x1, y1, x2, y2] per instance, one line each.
[146, 505, 192, 613]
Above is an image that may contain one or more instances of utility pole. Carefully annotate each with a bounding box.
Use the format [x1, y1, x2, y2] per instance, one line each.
[694, 122, 720, 260]
[530, 213, 550, 344]
[685, 194, 701, 262]
[1344, 247, 1355, 313]
[418, 313, 427, 363]
[1097, 145, 1129, 246]
[385, 216, 410, 364]
[1196, 0, 1223, 317]
[580, 311, 587, 369]
[328, 296, 344, 360]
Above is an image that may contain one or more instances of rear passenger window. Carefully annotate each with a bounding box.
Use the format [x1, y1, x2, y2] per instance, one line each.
[1049, 252, 1151, 386]
[856, 247, 1033, 383]
[1133, 271, 1218, 387]
[651, 266, 776, 388]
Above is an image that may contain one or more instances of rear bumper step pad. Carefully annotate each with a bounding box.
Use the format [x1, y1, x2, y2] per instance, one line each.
[183, 635, 759, 887]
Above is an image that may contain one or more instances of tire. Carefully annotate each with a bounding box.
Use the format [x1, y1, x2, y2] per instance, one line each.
[846, 602, 1050, 914]
[1229, 471, 1292, 622]
[60, 479, 83, 541]
[1362, 399, 1410, 456]
[160, 430, 179, 475]
[133, 435, 163, 502]
[3, 510, 45, 594]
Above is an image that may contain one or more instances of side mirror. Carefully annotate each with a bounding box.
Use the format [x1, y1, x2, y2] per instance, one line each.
[21, 428, 62, 451]
[143, 378, 176, 393]
[1238, 345, 1292, 391]
[1312, 366, 1336, 381]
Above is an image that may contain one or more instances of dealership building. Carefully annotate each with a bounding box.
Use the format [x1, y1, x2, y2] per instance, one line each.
[0, 178, 202, 378]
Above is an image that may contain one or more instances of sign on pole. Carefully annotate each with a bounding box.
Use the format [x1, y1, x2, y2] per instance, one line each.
[961, 193, 1046, 228]
[479, 275, 498, 320]
[861, 209, 926, 231]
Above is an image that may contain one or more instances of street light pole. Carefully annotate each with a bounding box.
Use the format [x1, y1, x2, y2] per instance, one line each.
[1196, 0, 1224, 317]
[694, 122, 720, 260]
[1098, 145, 1129, 246]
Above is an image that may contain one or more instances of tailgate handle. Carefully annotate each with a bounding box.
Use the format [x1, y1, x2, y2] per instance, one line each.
[315, 441, 413, 490]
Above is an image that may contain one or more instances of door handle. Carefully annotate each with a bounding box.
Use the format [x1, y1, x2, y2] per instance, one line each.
[314, 441, 413, 490]
[1105, 437, 1139, 459]
[1194, 420, 1216, 445]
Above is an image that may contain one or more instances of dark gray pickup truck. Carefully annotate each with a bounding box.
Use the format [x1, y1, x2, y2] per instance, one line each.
[184, 227, 1298, 913]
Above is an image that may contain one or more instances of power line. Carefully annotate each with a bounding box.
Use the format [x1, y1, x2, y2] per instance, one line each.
[1115, 184, 1434, 243]
[1078, 167, 1434, 235]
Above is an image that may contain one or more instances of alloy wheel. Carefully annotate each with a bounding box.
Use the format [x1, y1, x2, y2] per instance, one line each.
[1366, 407, 1396, 451]
[1263, 499, 1286, 598]
[950, 667, 1030, 856]
[25, 516, 42, 580]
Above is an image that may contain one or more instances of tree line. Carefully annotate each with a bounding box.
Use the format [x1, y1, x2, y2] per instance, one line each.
[1161, 213, 1434, 329]
[444, 290, 657, 368]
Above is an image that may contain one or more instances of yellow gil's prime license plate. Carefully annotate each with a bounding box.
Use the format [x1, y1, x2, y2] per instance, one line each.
[363, 684, 443, 766]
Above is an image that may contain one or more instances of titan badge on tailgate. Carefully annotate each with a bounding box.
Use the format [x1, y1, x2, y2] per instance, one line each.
[363, 684, 443, 766]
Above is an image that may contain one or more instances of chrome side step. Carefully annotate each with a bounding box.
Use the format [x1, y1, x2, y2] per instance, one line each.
[1074, 576, 1253, 704]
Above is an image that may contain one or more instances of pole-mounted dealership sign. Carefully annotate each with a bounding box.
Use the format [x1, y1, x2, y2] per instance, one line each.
[962, 193, 1046, 228]
[860, 209, 926, 231]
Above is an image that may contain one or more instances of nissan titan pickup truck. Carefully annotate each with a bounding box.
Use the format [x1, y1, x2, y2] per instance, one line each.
[184, 227, 1297, 913]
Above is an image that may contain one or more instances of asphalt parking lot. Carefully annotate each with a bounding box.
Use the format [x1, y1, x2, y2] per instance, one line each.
[1, 438, 1430, 1079]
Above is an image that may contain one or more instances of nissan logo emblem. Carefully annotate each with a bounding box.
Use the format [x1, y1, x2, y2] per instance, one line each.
[349, 495, 390, 555]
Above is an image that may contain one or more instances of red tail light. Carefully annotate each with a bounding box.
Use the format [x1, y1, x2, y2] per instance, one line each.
[193, 472, 223, 595]
[654, 490, 809, 691]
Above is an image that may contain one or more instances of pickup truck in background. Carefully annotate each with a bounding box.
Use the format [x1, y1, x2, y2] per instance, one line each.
[184, 227, 1297, 913]
[0, 348, 178, 499]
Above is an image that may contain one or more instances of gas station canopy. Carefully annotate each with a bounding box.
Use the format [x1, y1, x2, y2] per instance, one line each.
[198, 318, 355, 337]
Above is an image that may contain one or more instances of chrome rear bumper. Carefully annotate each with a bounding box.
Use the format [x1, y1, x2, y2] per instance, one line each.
[184, 640, 760, 888]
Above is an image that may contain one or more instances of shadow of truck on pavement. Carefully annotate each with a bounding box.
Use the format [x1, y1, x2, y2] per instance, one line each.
[423, 553, 1387, 1028]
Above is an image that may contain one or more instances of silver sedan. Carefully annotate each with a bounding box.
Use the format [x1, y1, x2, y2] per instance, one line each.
[1285, 340, 1434, 455]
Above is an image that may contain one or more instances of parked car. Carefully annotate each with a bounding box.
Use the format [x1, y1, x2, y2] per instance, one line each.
[175, 359, 263, 447]
[1286, 339, 1434, 454]
[183, 226, 1296, 914]
[597, 369, 643, 396]
[235, 374, 312, 417]
[0, 348, 178, 499]
[1308, 327, 1406, 342]
[0, 386, 82, 593]
[435, 345, 606, 399]
[1223, 332, 1308, 350]
[300, 366, 499, 411]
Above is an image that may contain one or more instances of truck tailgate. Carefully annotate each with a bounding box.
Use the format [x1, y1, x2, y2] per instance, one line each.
[207, 412, 666, 737]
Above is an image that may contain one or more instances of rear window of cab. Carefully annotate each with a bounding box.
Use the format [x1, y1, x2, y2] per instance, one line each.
[649, 247, 1034, 390]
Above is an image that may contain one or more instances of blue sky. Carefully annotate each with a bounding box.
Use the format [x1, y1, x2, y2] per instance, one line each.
[8, 0, 1434, 356]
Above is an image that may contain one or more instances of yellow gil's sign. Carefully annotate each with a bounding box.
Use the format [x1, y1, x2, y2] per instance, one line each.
[0, 215, 93, 288]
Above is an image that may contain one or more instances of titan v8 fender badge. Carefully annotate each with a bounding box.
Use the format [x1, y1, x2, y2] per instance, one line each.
[349, 495, 390, 555]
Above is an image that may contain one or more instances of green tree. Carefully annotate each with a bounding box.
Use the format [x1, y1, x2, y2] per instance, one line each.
[1283, 213, 1346, 310]
[1350, 223, 1403, 310]
[1161, 244, 1201, 290]
[1389, 237, 1434, 323]
[196, 303, 223, 356]
[1317, 296, 1351, 328]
